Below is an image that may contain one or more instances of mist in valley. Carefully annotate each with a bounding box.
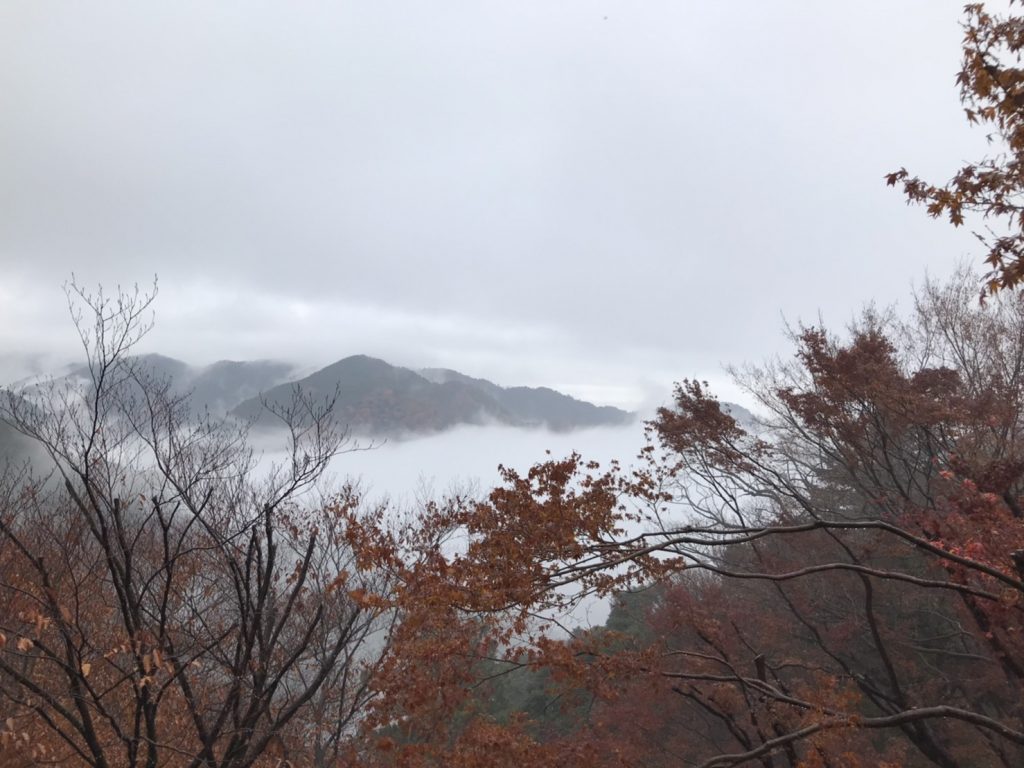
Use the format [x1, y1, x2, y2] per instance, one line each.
[290, 421, 645, 506]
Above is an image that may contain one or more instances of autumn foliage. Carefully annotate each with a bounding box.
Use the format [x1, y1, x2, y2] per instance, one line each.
[5, 280, 1024, 766]
[330, 269, 1024, 767]
[5, 282, 1024, 767]
[8, 3, 1024, 767]
[890, 0, 1024, 295]
[401, 271, 1024, 767]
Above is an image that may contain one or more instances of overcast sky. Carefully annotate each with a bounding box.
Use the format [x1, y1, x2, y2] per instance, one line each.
[0, 1, 988, 408]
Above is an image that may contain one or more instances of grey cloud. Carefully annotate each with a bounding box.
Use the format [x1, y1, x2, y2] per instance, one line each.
[0, 1, 985, 408]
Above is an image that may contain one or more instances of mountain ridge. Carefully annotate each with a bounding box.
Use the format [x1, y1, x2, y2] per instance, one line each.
[41, 353, 633, 437]
[232, 354, 634, 435]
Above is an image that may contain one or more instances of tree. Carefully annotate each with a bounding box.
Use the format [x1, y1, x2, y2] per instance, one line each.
[9, 271, 1024, 767]
[889, 1, 1024, 295]
[0, 282, 593, 768]
[403, 270, 1024, 767]
[0, 282, 402, 767]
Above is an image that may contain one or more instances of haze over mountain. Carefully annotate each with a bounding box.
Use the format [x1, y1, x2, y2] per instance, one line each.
[43, 353, 633, 437]
[58, 354, 298, 417]
[232, 355, 634, 435]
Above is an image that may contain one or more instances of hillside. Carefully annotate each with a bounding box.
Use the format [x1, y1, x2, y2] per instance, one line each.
[233, 355, 634, 435]
[22, 353, 634, 437]
[419, 368, 632, 431]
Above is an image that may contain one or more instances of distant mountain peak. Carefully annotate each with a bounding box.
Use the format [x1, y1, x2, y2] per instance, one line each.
[234, 356, 633, 436]
[30, 352, 633, 438]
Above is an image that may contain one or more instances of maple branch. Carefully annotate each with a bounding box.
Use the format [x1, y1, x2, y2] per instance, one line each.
[697, 705, 1024, 768]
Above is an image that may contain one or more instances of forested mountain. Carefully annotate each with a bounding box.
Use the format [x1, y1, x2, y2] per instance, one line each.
[37, 352, 633, 436]
[232, 355, 634, 434]
[60, 354, 296, 416]
[188, 359, 298, 414]
[419, 368, 632, 431]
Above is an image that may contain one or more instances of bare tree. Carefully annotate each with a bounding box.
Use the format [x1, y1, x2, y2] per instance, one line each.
[0, 281, 397, 767]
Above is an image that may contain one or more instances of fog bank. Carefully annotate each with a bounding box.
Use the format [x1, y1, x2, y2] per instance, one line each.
[309, 421, 648, 506]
